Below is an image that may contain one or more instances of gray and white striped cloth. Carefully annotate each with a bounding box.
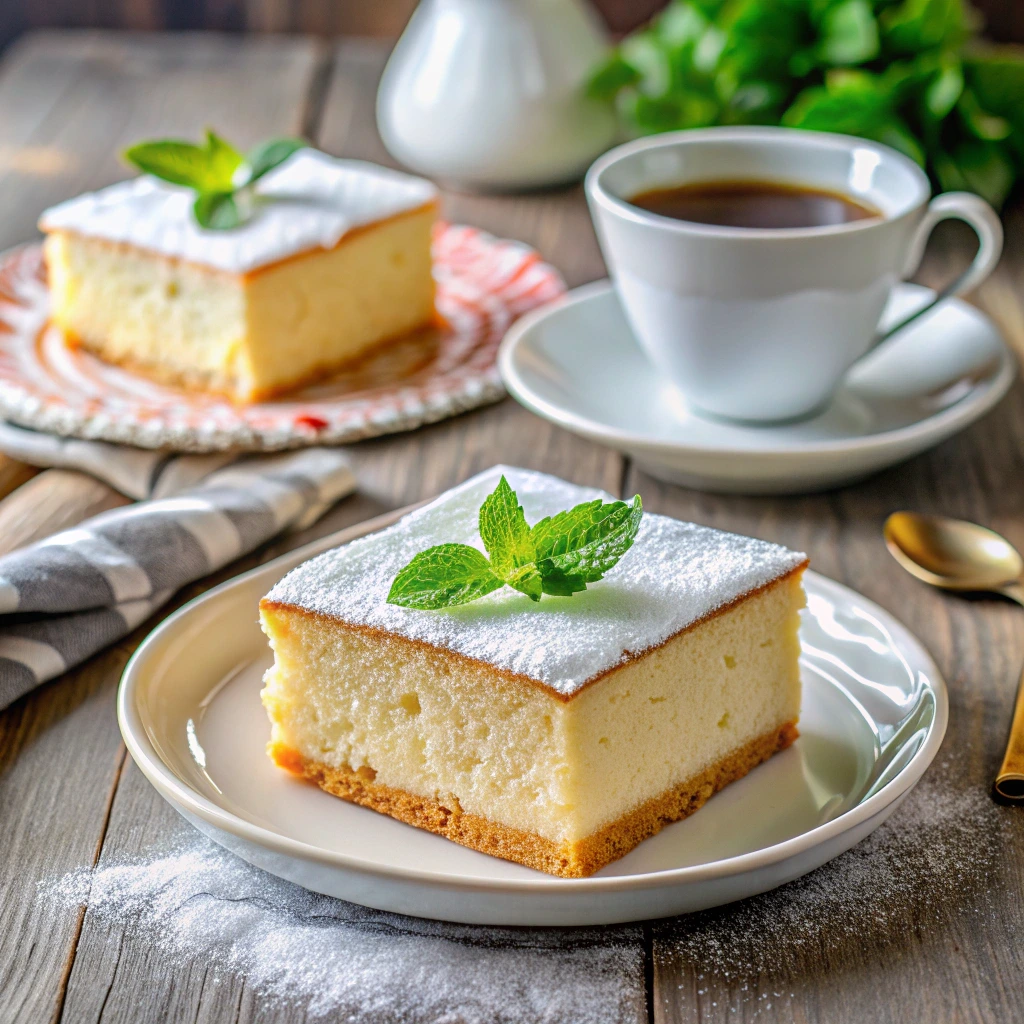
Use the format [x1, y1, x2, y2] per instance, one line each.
[0, 422, 356, 710]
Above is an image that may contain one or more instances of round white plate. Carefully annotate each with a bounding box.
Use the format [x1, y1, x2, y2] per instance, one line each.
[119, 510, 947, 926]
[498, 280, 1015, 494]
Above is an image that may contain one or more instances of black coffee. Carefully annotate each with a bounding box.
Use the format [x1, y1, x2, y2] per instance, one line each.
[628, 179, 881, 229]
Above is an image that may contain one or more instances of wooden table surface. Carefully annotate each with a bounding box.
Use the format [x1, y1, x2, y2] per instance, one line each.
[2, 31, 1024, 1024]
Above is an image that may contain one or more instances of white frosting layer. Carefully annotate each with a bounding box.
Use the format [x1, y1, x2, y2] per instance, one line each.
[39, 150, 438, 274]
[266, 467, 807, 697]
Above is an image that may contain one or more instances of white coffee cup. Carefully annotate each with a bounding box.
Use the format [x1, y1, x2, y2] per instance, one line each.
[585, 126, 1003, 423]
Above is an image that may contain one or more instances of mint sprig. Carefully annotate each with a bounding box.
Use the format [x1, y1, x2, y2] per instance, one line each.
[123, 129, 306, 230]
[387, 476, 643, 611]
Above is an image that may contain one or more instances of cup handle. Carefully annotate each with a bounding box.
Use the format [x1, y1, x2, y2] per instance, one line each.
[861, 191, 1004, 360]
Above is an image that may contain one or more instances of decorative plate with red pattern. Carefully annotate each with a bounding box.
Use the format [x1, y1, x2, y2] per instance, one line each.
[0, 225, 564, 451]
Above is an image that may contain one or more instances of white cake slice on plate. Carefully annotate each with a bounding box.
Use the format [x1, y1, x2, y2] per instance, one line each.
[39, 150, 439, 401]
[260, 467, 807, 877]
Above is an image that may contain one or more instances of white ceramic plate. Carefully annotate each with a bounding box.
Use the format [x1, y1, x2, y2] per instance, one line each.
[119, 509, 947, 926]
[498, 280, 1015, 494]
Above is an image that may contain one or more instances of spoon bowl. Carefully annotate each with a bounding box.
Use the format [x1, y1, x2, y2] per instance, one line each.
[884, 510, 1024, 803]
[884, 511, 1024, 593]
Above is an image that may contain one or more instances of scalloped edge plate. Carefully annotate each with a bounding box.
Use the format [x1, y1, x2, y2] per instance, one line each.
[0, 225, 564, 452]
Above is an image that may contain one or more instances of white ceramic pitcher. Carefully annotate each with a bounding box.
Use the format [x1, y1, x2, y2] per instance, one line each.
[376, 0, 618, 190]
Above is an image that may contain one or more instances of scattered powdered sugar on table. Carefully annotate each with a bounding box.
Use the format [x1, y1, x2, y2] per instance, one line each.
[42, 835, 644, 1024]
[660, 754, 1011, 987]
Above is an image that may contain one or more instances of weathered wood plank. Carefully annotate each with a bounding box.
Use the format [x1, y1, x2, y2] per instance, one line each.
[0, 454, 37, 503]
[0, 32, 322, 1024]
[0, 470, 126, 556]
[317, 40, 622, 510]
[644, 229, 1024, 1022]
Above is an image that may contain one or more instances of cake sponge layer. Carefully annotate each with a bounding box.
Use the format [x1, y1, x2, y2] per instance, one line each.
[44, 203, 437, 401]
[272, 721, 798, 878]
[260, 568, 805, 866]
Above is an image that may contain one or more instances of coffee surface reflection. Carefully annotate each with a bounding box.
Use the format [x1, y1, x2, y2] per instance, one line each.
[628, 179, 881, 230]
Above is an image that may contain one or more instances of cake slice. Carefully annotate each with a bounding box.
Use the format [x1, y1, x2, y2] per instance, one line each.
[39, 150, 439, 401]
[260, 467, 807, 877]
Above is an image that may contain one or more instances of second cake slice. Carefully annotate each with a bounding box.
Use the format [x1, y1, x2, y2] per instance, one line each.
[40, 150, 439, 401]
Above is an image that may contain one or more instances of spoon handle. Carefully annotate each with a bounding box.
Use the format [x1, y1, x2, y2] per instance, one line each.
[1000, 581, 1024, 608]
[994, 660, 1024, 803]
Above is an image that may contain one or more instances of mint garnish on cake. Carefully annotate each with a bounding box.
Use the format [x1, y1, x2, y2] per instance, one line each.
[124, 130, 305, 229]
[387, 475, 644, 609]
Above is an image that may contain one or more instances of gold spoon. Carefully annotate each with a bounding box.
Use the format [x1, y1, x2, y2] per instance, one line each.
[884, 511, 1024, 802]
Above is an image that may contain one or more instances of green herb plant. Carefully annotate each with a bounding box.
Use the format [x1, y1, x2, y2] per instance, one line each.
[590, 0, 1024, 207]
[387, 476, 644, 610]
[123, 130, 306, 229]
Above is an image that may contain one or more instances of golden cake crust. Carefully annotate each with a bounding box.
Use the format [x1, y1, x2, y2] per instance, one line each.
[270, 719, 799, 878]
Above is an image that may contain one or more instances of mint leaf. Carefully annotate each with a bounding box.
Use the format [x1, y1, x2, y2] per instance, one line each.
[386, 482, 644, 610]
[245, 137, 306, 183]
[478, 475, 535, 579]
[942, 139, 1015, 208]
[587, 53, 640, 100]
[123, 140, 226, 192]
[925, 59, 964, 120]
[124, 130, 304, 230]
[880, 0, 967, 55]
[193, 191, 242, 230]
[957, 88, 1012, 141]
[124, 131, 241, 193]
[530, 499, 603, 559]
[387, 544, 503, 610]
[531, 498, 624, 560]
[203, 129, 245, 188]
[535, 567, 589, 598]
[505, 564, 543, 602]
[535, 496, 643, 588]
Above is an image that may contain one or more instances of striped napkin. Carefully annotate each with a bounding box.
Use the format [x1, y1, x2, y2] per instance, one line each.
[0, 422, 356, 710]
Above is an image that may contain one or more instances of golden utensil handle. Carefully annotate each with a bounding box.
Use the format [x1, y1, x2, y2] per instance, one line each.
[994, 659, 1024, 802]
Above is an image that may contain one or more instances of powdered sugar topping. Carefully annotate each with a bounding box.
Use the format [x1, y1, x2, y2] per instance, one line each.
[39, 149, 437, 273]
[265, 466, 807, 695]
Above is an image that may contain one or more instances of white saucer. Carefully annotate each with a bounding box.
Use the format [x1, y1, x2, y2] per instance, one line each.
[119, 510, 947, 927]
[498, 281, 1015, 493]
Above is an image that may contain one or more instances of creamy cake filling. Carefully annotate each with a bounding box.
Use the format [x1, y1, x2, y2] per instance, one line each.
[262, 574, 802, 846]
